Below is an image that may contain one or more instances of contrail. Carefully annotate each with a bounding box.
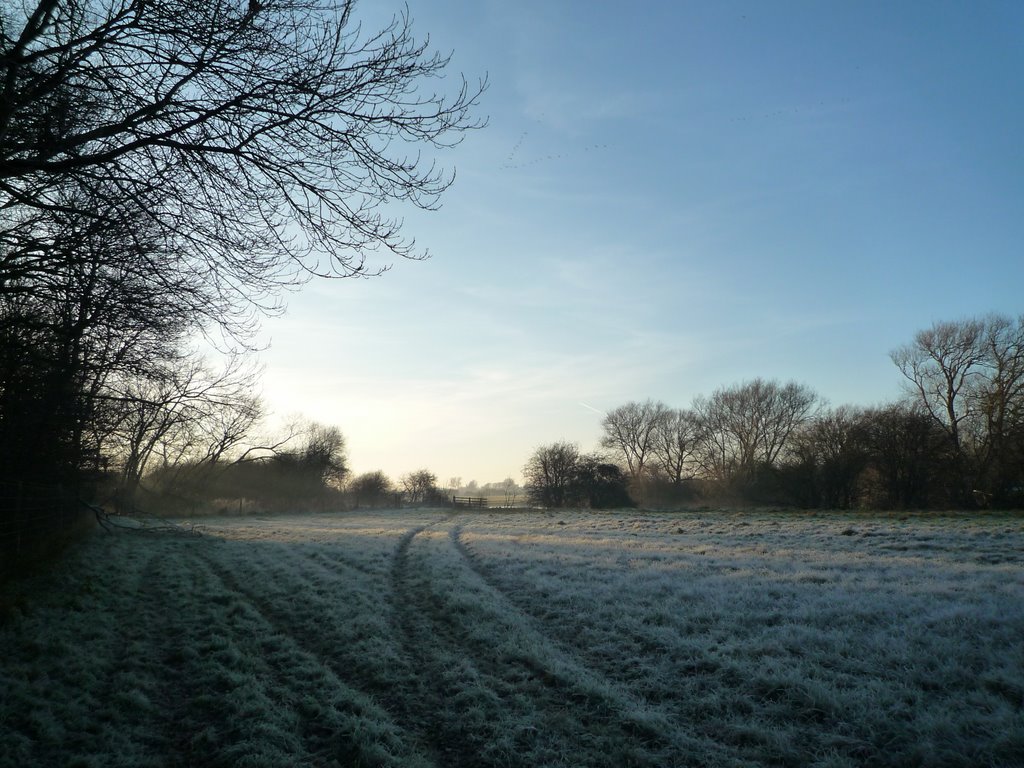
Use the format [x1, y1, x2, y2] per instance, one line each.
[578, 401, 604, 415]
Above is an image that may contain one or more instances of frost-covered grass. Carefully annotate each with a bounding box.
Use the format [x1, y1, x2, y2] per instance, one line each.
[1, 509, 1022, 767]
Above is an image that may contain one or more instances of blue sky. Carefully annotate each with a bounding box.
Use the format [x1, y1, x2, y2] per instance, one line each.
[254, 0, 1024, 485]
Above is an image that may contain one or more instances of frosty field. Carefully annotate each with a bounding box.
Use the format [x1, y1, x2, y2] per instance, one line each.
[1, 509, 1022, 767]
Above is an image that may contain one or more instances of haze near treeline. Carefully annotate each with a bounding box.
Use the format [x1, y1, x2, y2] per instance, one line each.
[255, 0, 1024, 484]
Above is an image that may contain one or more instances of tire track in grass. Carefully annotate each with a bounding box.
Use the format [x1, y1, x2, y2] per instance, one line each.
[149, 538, 294, 766]
[103, 532, 252, 766]
[134, 540, 208, 765]
[390, 520, 731, 768]
[449, 524, 729, 711]
[391, 521, 530, 767]
[0, 530, 189, 767]
[451, 522, 698, 688]
[198, 542, 433, 768]
[447, 521, 739, 767]
[155, 540, 326, 766]
[203, 532, 442, 765]
[387, 519, 465, 767]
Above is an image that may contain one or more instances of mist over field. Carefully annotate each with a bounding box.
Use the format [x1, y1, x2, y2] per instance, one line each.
[3, 509, 1022, 767]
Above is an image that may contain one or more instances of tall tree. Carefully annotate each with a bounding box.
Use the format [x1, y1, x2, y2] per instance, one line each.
[650, 407, 701, 487]
[600, 400, 670, 480]
[858, 403, 948, 509]
[693, 379, 820, 485]
[400, 469, 438, 505]
[784, 406, 869, 509]
[1, 0, 484, 294]
[892, 314, 1024, 505]
[571, 455, 633, 509]
[103, 353, 261, 509]
[347, 470, 393, 508]
[523, 441, 580, 508]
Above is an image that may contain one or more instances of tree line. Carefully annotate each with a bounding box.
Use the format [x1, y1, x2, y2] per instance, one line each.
[0, 0, 482, 527]
[524, 314, 1024, 510]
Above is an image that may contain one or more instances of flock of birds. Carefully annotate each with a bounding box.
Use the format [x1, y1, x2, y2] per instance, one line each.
[501, 130, 610, 170]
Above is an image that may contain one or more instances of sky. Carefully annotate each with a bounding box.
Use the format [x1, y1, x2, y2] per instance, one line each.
[253, 0, 1024, 485]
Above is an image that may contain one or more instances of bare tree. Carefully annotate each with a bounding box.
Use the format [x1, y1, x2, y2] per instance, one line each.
[893, 314, 1024, 504]
[400, 468, 438, 505]
[651, 408, 702, 487]
[499, 477, 518, 507]
[288, 421, 349, 489]
[103, 352, 261, 509]
[1, 0, 485, 304]
[979, 315, 1024, 502]
[785, 406, 869, 508]
[857, 403, 948, 509]
[693, 379, 820, 485]
[0, 189, 217, 486]
[600, 400, 670, 480]
[892, 319, 986, 466]
[0, 0, 483, 499]
[523, 441, 580, 508]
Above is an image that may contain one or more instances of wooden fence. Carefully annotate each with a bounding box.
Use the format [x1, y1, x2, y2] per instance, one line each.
[452, 496, 488, 509]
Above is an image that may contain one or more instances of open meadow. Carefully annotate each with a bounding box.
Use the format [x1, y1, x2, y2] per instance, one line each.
[1, 508, 1022, 767]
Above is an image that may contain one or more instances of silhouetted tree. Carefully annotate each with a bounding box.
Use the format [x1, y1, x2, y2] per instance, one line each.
[651, 408, 702, 488]
[0, 192, 206, 489]
[781, 406, 869, 508]
[524, 443, 633, 508]
[0, 0, 483, 506]
[600, 400, 670, 480]
[347, 470, 394, 508]
[572, 455, 634, 509]
[401, 469, 439, 505]
[858, 403, 949, 509]
[1, 0, 485, 296]
[693, 379, 820, 490]
[103, 354, 262, 510]
[285, 421, 349, 489]
[523, 441, 580, 507]
[893, 314, 1024, 505]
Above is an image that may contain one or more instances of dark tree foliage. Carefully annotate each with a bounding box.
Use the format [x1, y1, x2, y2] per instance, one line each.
[139, 420, 346, 512]
[524, 442, 634, 509]
[692, 379, 820, 485]
[892, 314, 1024, 507]
[600, 400, 669, 480]
[572, 456, 634, 509]
[400, 469, 441, 505]
[347, 470, 394, 508]
[857, 404, 950, 510]
[780, 406, 870, 509]
[524, 441, 580, 508]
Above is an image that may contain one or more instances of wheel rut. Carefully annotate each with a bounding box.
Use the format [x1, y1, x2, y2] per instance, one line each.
[388, 519, 473, 766]
[389, 518, 713, 767]
[141, 546, 212, 766]
[198, 542, 430, 767]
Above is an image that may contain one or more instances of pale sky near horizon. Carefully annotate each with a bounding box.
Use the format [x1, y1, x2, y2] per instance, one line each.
[252, 0, 1024, 485]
